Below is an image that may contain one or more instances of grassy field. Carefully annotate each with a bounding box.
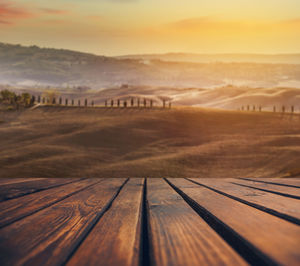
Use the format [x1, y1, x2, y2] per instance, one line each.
[0, 106, 299, 178]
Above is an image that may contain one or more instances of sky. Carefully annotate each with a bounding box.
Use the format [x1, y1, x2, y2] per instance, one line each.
[0, 0, 300, 56]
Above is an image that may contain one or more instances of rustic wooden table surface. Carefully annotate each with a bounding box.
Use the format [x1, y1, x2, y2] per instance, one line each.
[0, 177, 299, 266]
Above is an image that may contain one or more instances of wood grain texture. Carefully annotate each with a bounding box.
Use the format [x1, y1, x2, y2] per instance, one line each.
[0, 178, 102, 228]
[0, 178, 126, 266]
[168, 178, 300, 266]
[0, 178, 46, 186]
[147, 178, 247, 266]
[242, 178, 300, 188]
[188, 178, 300, 224]
[67, 178, 144, 266]
[233, 179, 300, 199]
[0, 178, 81, 201]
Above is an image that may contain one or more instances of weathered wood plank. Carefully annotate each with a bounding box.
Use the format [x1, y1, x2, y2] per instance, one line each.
[0, 178, 102, 228]
[0, 178, 47, 186]
[168, 178, 300, 266]
[0, 178, 82, 201]
[67, 178, 144, 266]
[0, 178, 126, 266]
[147, 178, 247, 266]
[188, 178, 300, 225]
[233, 179, 300, 199]
[242, 178, 300, 188]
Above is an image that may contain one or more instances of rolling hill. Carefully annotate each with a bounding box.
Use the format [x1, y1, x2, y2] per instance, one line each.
[0, 107, 299, 178]
[1, 43, 300, 89]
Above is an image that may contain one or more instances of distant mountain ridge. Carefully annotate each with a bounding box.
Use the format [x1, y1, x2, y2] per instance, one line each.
[0, 42, 145, 88]
[0, 42, 300, 89]
[117, 53, 300, 64]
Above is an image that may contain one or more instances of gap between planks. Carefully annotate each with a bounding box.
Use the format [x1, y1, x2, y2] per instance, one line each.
[231, 179, 300, 200]
[1, 178, 300, 266]
[0, 178, 85, 202]
[187, 178, 300, 226]
[166, 178, 300, 266]
[0, 178, 104, 228]
[241, 178, 300, 188]
[0, 178, 128, 266]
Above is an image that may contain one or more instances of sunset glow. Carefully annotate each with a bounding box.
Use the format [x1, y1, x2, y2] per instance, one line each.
[1, 0, 300, 55]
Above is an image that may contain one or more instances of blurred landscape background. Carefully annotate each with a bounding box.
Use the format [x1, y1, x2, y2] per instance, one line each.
[1, 107, 299, 179]
[1, 42, 299, 110]
[0, 42, 299, 179]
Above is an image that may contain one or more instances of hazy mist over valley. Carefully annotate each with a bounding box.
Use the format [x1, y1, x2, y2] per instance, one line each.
[1, 43, 300, 109]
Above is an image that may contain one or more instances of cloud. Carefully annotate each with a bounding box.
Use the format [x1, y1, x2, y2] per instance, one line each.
[164, 17, 250, 33]
[0, 1, 33, 25]
[0, 1, 69, 26]
[165, 16, 300, 33]
[39, 8, 68, 15]
[0, 18, 11, 24]
[41, 19, 66, 24]
[280, 18, 300, 26]
[167, 17, 213, 29]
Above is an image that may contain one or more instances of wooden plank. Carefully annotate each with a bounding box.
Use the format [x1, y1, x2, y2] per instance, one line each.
[0, 178, 103, 228]
[0, 178, 47, 186]
[168, 178, 300, 266]
[67, 178, 144, 266]
[233, 179, 300, 199]
[0, 178, 81, 201]
[147, 178, 247, 266]
[0, 178, 126, 266]
[188, 178, 300, 225]
[242, 178, 300, 188]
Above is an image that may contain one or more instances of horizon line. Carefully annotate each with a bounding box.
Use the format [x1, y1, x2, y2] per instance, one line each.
[2, 42, 300, 58]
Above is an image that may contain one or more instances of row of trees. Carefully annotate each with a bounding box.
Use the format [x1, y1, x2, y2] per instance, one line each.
[0, 90, 35, 108]
[104, 98, 172, 108]
[239, 105, 296, 113]
[37, 95, 93, 107]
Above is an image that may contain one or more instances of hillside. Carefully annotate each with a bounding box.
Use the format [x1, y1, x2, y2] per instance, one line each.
[0, 43, 148, 88]
[117, 53, 300, 64]
[0, 107, 299, 179]
[11, 84, 297, 111]
[1, 43, 300, 89]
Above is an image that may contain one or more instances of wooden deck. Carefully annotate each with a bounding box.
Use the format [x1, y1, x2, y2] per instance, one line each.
[0, 178, 299, 266]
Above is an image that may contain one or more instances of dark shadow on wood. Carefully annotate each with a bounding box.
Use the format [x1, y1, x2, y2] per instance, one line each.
[165, 178, 277, 266]
[186, 178, 300, 226]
